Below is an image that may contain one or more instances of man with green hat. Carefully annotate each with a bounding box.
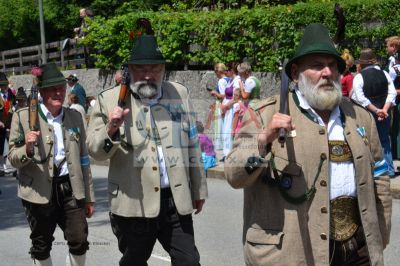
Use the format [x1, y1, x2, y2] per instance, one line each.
[8, 63, 95, 266]
[225, 23, 391, 265]
[87, 32, 207, 265]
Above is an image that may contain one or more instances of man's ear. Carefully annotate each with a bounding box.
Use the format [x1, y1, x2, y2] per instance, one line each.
[291, 64, 299, 83]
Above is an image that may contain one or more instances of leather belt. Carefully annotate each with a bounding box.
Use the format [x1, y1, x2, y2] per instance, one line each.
[328, 140, 353, 162]
[330, 196, 360, 241]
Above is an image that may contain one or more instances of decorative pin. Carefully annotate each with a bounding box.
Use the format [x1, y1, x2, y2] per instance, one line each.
[356, 126, 369, 145]
[45, 135, 53, 145]
[68, 128, 80, 142]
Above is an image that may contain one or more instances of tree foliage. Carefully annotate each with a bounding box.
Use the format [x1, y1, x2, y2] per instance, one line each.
[1, 0, 399, 73]
[84, 0, 400, 71]
[0, 0, 297, 51]
[0, 0, 90, 50]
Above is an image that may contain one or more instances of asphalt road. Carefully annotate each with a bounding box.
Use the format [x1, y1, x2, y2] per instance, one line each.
[0, 164, 398, 265]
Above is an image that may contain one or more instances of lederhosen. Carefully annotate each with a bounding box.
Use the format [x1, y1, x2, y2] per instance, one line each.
[22, 108, 88, 260]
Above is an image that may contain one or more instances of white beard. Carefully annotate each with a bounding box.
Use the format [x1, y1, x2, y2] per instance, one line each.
[298, 72, 342, 111]
[130, 81, 160, 99]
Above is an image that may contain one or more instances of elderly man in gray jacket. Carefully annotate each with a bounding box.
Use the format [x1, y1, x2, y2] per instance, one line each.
[86, 29, 207, 265]
[225, 23, 392, 266]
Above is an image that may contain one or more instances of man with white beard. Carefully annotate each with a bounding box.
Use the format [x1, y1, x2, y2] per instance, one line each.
[225, 23, 392, 266]
[86, 32, 207, 265]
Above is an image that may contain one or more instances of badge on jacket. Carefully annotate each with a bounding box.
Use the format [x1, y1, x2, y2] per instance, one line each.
[45, 135, 54, 145]
[68, 127, 80, 142]
[356, 126, 369, 145]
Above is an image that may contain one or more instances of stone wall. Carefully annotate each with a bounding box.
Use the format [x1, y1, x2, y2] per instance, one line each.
[8, 69, 281, 127]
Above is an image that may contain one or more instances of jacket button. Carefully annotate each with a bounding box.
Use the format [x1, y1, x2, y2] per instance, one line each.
[321, 207, 327, 213]
[144, 107, 149, 112]
[151, 147, 156, 152]
[154, 187, 159, 192]
[320, 233, 327, 240]
[320, 180, 327, 187]
[152, 166, 157, 171]
[320, 153, 327, 160]
[319, 128, 325, 134]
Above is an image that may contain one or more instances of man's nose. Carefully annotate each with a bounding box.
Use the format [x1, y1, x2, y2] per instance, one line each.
[321, 66, 333, 77]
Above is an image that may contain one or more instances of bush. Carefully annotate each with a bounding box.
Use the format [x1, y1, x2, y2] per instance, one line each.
[84, 0, 400, 71]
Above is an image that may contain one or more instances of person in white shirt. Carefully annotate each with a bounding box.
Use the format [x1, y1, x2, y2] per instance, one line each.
[385, 36, 400, 71]
[351, 48, 396, 176]
[68, 92, 87, 129]
[8, 63, 95, 266]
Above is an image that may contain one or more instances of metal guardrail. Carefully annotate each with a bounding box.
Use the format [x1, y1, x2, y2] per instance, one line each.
[0, 38, 86, 75]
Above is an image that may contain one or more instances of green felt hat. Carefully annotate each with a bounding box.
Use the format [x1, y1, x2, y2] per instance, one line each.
[285, 23, 345, 80]
[0, 72, 8, 86]
[126, 35, 166, 65]
[34, 63, 66, 89]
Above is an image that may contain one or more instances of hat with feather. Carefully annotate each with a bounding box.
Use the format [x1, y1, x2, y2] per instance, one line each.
[31, 63, 66, 89]
[126, 18, 166, 65]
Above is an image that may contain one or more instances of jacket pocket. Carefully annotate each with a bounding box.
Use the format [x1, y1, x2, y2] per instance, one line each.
[108, 181, 119, 197]
[246, 227, 284, 245]
[244, 227, 284, 265]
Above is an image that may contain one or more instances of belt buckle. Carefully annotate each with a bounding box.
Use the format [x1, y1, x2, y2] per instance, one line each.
[331, 145, 344, 156]
[328, 140, 353, 162]
[330, 196, 360, 241]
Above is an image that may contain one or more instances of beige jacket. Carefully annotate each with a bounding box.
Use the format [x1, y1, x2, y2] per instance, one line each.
[86, 81, 207, 218]
[225, 93, 392, 266]
[8, 106, 95, 204]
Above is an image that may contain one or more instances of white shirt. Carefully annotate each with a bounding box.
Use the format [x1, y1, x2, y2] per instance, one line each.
[231, 75, 241, 91]
[295, 89, 356, 200]
[389, 63, 400, 81]
[217, 78, 228, 95]
[351, 65, 396, 107]
[244, 76, 256, 93]
[157, 145, 170, 188]
[40, 104, 68, 176]
[150, 116, 170, 188]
